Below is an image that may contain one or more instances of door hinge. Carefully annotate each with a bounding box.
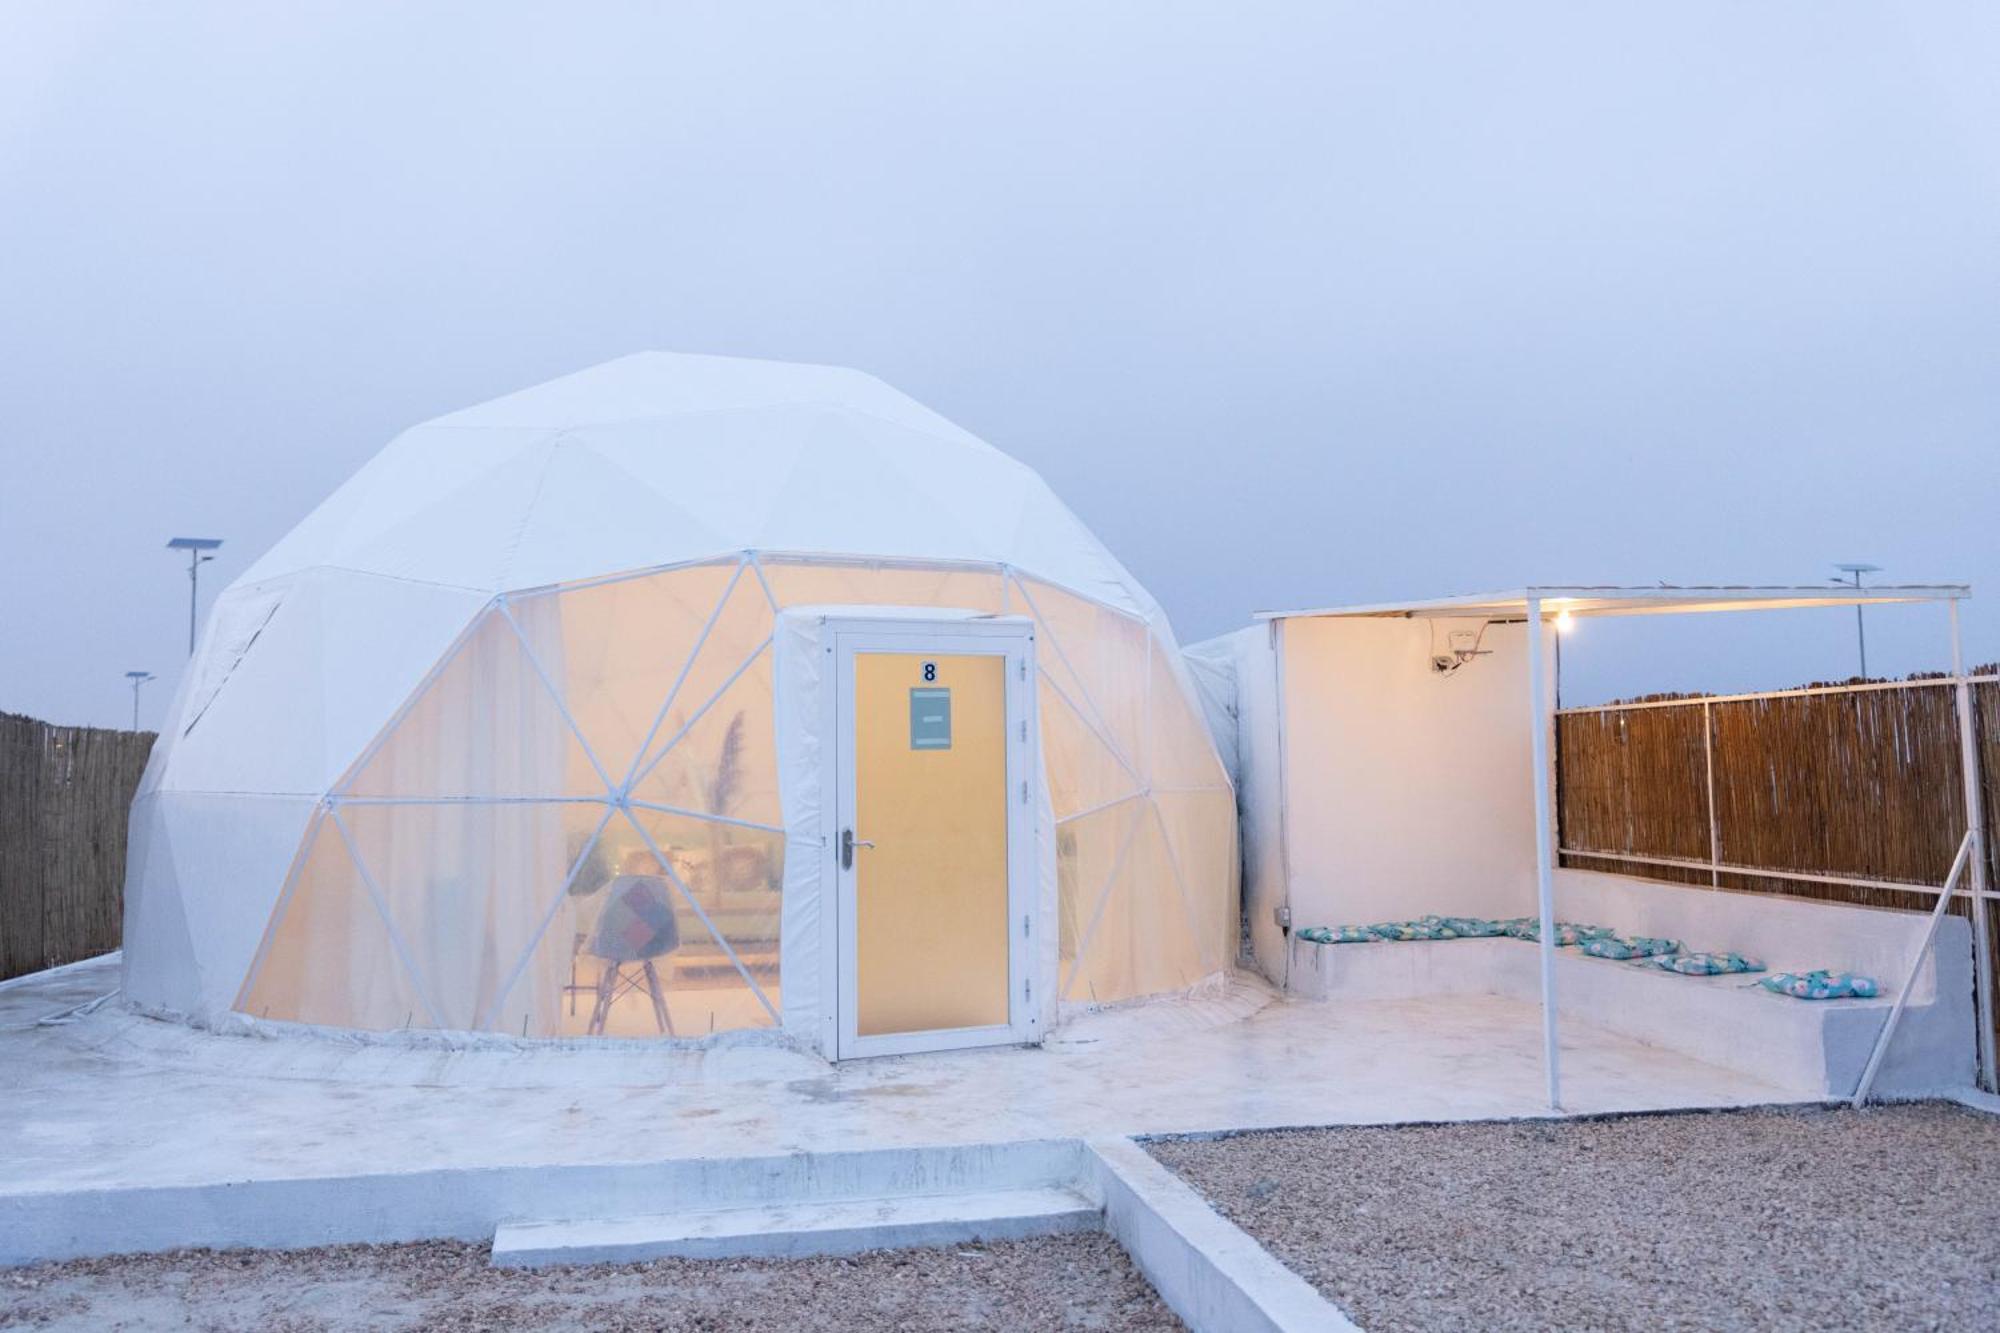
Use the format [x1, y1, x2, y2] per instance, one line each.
[1018, 659, 1027, 681]
[1022, 913, 1030, 938]
[1024, 976, 1033, 1004]
[1021, 779, 1030, 805]
[1020, 719, 1028, 742]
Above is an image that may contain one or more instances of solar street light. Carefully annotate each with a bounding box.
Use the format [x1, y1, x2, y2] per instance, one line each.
[124, 670, 155, 731]
[1832, 562, 1882, 678]
[166, 537, 224, 657]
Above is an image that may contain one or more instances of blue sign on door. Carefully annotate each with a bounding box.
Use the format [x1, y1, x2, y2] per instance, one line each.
[910, 687, 951, 750]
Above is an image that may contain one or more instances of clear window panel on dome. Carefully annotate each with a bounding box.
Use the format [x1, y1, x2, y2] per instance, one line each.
[1063, 797, 1207, 1004]
[526, 560, 747, 792]
[624, 570, 778, 792]
[1055, 796, 1142, 991]
[330, 800, 611, 1034]
[341, 605, 602, 801]
[631, 648, 782, 828]
[1145, 640, 1232, 792]
[238, 812, 442, 1031]
[1010, 576, 1150, 781]
[513, 807, 786, 1039]
[1149, 789, 1238, 974]
[1039, 673, 1142, 822]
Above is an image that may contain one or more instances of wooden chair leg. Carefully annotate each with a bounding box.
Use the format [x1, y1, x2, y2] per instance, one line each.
[642, 959, 674, 1036]
[588, 961, 618, 1036]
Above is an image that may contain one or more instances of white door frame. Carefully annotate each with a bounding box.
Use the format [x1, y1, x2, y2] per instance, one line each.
[822, 615, 1038, 1060]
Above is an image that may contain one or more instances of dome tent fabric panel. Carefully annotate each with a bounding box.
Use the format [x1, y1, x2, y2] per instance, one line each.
[236, 353, 1158, 615]
[240, 427, 571, 594]
[124, 790, 321, 1020]
[124, 353, 1236, 1037]
[143, 570, 492, 800]
[120, 794, 201, 1017]
[122, 566, 488, 1019]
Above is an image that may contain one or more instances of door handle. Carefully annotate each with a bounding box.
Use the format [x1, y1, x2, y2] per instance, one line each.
[840, 828, 876, 870]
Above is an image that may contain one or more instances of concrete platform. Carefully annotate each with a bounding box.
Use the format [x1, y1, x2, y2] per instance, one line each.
[2, 953, 1810, 1266]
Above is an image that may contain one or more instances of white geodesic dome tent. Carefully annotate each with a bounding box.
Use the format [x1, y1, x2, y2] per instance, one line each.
[123, 352, 1237, 1045]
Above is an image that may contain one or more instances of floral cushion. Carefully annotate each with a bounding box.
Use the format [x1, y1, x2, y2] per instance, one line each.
[1366, 920, 1452, 941]
[1372, 916, 1507, 941]
[1638, 951, 1764, 976]
[1499, 918, 1615, 947]
[1759, 970, 1880, 1000]
[1297, 925, 1376, 944]
[1300, 916, 1509, 943]
[1577, 935, 1682, 961]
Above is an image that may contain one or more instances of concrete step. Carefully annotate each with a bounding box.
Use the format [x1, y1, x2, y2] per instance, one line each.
[490, 1185, 1101, 1267]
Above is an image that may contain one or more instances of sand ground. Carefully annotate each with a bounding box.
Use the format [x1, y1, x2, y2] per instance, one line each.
[0, 1233, 1181, 1332]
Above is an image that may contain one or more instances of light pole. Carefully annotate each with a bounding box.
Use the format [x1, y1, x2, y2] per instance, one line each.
[166, 537, 224, 657]
[1833, 562, 1882, 679]
[124, 670, 155, 731]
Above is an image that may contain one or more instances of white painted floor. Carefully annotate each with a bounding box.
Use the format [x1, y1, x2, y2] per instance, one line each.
[2, 955, 1807, 1197]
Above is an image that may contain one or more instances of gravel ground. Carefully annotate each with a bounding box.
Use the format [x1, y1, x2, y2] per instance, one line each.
[0, 1233, 1181, 1332]
[1149, 1102, 2000, 1333]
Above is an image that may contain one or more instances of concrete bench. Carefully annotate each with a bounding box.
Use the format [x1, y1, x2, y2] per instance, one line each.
[1287, 870, 1976, 1099]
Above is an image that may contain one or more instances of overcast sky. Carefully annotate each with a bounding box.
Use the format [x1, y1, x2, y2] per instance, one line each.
[3, 2, 1996, 730]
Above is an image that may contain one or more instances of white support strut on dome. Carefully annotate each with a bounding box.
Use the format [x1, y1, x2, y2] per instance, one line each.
[329, 807, 448, 1032]
[1061, 803, 1146, 1002]
[619, 557, 754, 793]
[497, 596, 616, 793]
[474, 803, 617, 1032]
[623, 809, 781, 1024]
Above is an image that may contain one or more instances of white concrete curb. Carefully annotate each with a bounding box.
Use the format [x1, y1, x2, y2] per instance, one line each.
[0, 1139, 1087, 1267]
[11, 1126, 1362, 1333]
[490, 1185, 1098, 1265]
[1090, 1137, 1358, 1333]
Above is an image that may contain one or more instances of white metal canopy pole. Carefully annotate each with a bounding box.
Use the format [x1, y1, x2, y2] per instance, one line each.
[1852, 831, 1975, 1108]
[1526, 598, 1561, 1110]
[1950, 600, 1995, 1090]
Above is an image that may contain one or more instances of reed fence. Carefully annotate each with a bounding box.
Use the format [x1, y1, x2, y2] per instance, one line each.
[1556, 670, 2000, 1044]
[0, 712, 155, 982]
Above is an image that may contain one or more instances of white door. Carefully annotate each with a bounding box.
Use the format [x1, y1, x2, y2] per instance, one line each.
[832, 620, 1037, 1059]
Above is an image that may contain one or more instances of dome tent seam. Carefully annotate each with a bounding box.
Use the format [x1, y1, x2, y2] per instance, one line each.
[493, 431, 575, 594]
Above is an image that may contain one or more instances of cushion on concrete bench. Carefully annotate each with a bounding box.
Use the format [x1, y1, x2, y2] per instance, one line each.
[1300, 915, 1507, 943]
[1637, 951, 1765, 976]
[1297, 925, 1376, 944]
[1577, 935, 1681, 961]
[1499, 918, 1615, 946]
[1760, 970, 1880, 1000]
[1366, 919, 1457, 940]
[1436, 915, 1508, 938]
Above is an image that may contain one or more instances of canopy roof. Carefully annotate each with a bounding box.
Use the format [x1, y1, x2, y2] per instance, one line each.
[1258, 584, 1971, 622]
